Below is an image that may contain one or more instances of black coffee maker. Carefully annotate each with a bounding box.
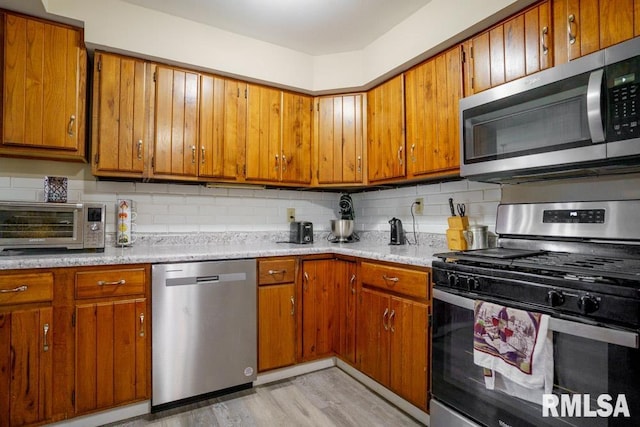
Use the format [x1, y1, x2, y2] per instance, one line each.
[389, 217, 405, 245]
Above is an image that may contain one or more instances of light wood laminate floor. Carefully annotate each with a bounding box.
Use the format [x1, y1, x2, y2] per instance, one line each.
[106, 368, 423, 427]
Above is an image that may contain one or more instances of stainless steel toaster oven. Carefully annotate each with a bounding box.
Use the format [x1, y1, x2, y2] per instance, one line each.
[0, 201, 106, 252]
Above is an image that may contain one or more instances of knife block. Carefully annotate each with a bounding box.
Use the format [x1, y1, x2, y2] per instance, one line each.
[447, 216, 469, 251]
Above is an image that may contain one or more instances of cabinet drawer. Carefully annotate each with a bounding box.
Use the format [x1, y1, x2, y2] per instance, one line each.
[75, 268, 146, 299]
[0, 272, 53, 305]
[258, 259, 296, 285]
[360, 262, 429, 299]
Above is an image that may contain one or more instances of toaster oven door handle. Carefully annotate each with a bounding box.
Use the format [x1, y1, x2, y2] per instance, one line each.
[433, 288, 639, 349]
[586, 68, 605, 143]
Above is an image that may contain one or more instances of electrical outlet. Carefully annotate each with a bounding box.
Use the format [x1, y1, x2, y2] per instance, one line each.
[414, 198, 424, 215]
[287, 208, 296, 223]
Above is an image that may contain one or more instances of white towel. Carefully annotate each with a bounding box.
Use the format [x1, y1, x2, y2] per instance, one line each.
[473, 300, 553, 405]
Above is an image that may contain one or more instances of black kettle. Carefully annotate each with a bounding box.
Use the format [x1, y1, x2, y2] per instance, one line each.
[389, 217, 406, 245]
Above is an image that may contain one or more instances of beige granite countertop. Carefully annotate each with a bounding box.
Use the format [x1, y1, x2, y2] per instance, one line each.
[0, 232, 449, 270]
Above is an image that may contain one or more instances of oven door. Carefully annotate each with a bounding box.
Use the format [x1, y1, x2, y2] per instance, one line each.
[431, 288, 640, 427]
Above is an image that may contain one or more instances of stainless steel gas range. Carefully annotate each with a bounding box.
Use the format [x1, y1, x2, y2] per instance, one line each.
[431, 200, 640, 427]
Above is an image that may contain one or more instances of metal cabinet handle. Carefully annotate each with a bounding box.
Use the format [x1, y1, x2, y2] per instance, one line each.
[357, 156, 362, 173]
[397, 146, 404, 166]
[282, 153, 287, 172]
[43, 323, 50, 352]
[349, 274, 356, 295]
[541, 26, 549, 55]
[568, 14, 576, 45]
[290, 296, 295, 315]
[191, 145, 197, 164]
[274, 155, 279, 171]
[201, 146, 205, 164]
[139, 313, 145, 337]
[410, 143, 416, 162]
[97, 279, 126, 286]
[136, 139, 143, 160]
[382, 307, 389, 331]
[382, 275, 399, 285]
[267, 269, 286, 275]
[389, 310, 396, 333]
[67, 115, 76, 136]
[303, 271, 310, 291]
[0, 285, 28, 293]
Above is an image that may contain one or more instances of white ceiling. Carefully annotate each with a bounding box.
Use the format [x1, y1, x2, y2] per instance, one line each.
[122, 0, 432, 55]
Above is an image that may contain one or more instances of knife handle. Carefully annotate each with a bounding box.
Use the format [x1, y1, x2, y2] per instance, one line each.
[449, 198, 456, 216]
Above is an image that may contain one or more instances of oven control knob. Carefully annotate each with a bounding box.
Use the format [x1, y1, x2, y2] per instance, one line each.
[448, 274, 459, 288]
[546, 290, 565, 307]
[467, 277, 479, 290]
[578, 294, 599, 314]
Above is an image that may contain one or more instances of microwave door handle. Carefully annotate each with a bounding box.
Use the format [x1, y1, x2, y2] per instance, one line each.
[586, 69, 605, 143]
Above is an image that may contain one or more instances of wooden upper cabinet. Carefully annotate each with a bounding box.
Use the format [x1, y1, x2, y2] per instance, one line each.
[315, 94, 365, 185]
[281, 92, 312, 184]
[1, 12, 86, 161]
[246, 84, 281, 183]
[152, 65, 199, 179]
[367, 75, 405, 183]
[468, 1, 552, 94]
[405, 45, 462, 178]
[92, 52, 150, 178]
[199, 75, 247, 180]
[554, 0, 636, 65]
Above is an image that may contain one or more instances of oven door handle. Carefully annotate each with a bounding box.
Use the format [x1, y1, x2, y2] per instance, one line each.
[433, 288, 639, 349]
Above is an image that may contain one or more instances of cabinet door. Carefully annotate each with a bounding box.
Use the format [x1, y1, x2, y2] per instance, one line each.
[199, 76, 247, 180]
[367, 75, 405, 182]
[0, 308, 53, 427]
[92, 52, 148, 177]
[281, 92, 312, 183]
[301, 260, 334, 360]
[75, 299, 148, 414]
[389, 297, 429, 410]
[153, 65, 199, 178]
[2, 13, 85, 159]
[356, 288, 390, 386]
[524, 1, 552, 75]
[333, 259, 357, 364]
[316, 94, 364, 184]
[258, 284, 296, 371]
[246, 84, 281, 182]
[406, 46, 462, 178]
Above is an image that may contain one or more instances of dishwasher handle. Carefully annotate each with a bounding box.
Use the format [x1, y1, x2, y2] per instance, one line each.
[165, 272, 247, 287]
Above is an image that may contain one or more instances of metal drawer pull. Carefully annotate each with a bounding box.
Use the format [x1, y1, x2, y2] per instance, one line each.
[303, 271, 310, 291]
[137, 140, 143, 160]
[389, 310, 396, 332]
[397, 146, 403, 166]
[267, 269, 286, 275]
[382, 275, 399, 284]
[43, 323, 50, 352]
[282, 153, 287, 172]
[568, 14, 576, 45]
[290, 296, 295, 315]
[201, 146, 205, 164]
[191, 145, 197, 164]
[357, 156, 361, 173]
[350, 274, 356, 294]
[97, 279, 126, 286]
[139, 313, 145, 337]
[0, 285, 28, 293]
[382, 307, 389, 331]
[68, 115, 76, 136]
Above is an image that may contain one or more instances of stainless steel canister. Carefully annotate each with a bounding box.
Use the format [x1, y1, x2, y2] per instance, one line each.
[464, 225, 488, 250]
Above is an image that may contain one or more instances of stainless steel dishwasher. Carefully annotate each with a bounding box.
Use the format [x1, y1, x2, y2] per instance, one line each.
[152, 259, 257, 408]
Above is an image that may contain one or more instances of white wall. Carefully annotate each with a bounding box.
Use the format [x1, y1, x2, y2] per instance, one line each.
[40, 0, 533, 93]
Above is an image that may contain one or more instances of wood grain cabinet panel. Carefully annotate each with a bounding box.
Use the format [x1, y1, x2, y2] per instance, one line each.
[1, 11, 86, 161]
[333, 259, 357, 364]
[315, 94, 365, 185]
[92, 52, 150, 178]
[281, 92, 313, 184]
[405, 45, 462, 178]
[0, 307, 53, 427]
[301, 259, 335, 360]
[0, 272, 53, 305]
[75, 268, 146, 299]
[152, 65, 199, 179]
[367, 75, 405, 182]
[246, 84, 282, 183]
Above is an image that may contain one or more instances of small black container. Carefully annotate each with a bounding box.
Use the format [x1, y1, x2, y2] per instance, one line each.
[389, 217, 405, 245]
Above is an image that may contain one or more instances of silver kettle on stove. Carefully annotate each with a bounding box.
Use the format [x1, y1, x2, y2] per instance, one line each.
[389, 217, 406, 245]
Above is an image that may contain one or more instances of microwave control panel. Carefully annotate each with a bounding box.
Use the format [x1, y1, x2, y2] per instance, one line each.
[83, 204, 106, 249]
[607, 56, 639, 141]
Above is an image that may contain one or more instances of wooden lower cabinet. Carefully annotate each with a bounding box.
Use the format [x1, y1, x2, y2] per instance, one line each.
[301, 259, 335, 360]
[357, 262, 430, 411]
[257, 258, 297, 371]
[73, 265, 150, 416]
[333, 259, 357, 364]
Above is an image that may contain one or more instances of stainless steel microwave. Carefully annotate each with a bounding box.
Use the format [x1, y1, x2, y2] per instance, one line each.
[0, 202, 106, 252]
[460, 36, 640, 183]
